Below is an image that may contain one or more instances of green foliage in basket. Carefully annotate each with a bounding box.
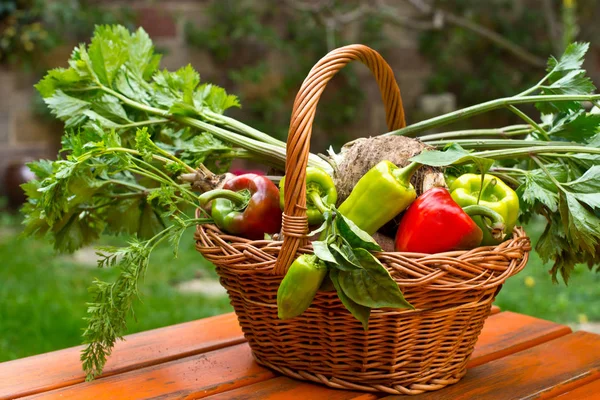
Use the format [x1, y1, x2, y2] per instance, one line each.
[22, 24, 600, 382]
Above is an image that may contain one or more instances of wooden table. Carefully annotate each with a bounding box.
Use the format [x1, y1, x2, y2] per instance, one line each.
[1, 306, 599, 399]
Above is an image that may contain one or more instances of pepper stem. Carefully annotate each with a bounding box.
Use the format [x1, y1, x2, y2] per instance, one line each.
[198, 189, 249, 207]
[307, 190, 329, 215]
[463, 205, 506, 240]
[392, 162, 421, 184]
[477, 177, 497, 204]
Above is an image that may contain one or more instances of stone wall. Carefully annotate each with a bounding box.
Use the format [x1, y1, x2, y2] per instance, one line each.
[0, 69, 62, 197]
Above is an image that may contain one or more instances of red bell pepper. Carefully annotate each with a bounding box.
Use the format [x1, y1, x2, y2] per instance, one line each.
[198, 174, 282, 239]
[395, 187, 505, 253]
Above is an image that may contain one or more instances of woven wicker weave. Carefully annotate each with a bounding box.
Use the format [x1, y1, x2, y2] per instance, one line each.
[195, 44, 531, 395]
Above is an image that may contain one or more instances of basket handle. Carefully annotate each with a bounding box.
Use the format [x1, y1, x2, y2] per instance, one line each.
[274, 44, 406, 275]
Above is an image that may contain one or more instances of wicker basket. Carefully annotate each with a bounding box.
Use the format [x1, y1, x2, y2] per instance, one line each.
[195, 44, 531, 395]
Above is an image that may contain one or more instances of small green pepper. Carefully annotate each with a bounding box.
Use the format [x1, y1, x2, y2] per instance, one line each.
[277, 254, 328, 320]
[279, 167, 337, 225]
[449, 173, 519, 245]
[444, 173, 458, 189]
[338, 161, 421, 235]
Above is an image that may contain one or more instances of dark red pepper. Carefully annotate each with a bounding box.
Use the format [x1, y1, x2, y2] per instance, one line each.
[395, 187, 505, 254]
[198, 174, 282, 239]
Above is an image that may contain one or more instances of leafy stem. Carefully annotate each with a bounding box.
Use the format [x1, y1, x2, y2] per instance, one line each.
[420, 124, 535, 142]
[515, 72, 549, 97]
[68, 82, 322, 172]
[118, 119, 170, 130]
[100, 85, 170, 117]
[490, 167, 529, 175]
[488, 172, 522, 187]
[127, 165, 196, 206]
[473, 145, 600, 159]
[133, 137, 197, 175]
[81, 146, 191, 174]
[203, 109, 286, 148]
[307, 190, 330, 215]
[506, 105, 551, 141]
[531, 155, 565, 190]
[81, 215, 211, 381]
[101, 191, 150, 200]
[83, 145, 200, 202]
[79, 81, 331, 172]
[426, 139, 576, 150]
[388, 94, 600, 137]
[104, 179, 148, 192]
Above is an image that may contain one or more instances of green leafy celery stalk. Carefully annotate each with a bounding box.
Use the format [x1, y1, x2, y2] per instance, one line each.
[402, 44, 600, 283]
[35, 25, 330, 174]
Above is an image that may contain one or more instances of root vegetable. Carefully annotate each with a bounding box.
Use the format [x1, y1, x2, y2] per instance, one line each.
[332, 136, 445, 204]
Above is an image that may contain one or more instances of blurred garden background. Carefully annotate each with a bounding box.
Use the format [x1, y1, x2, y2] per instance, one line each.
[1, 0, 600, 362]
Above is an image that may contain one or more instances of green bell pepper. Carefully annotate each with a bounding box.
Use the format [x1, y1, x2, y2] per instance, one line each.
[444, 173, 458, 189]
[449, 173, 519, 245]
[279, 167, 337, 225]
[277, 254, 328, 319]
[338, 161, 421, 235]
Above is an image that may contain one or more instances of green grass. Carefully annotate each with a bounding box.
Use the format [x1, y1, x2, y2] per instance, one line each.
[494, 217, 600, 324]
[0, 212, 232, 362]
[0, 212, 598, 363]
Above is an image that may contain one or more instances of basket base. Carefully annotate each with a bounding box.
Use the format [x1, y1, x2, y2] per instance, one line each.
[195, 224, 531, 395]
[254, 354, 467, 396]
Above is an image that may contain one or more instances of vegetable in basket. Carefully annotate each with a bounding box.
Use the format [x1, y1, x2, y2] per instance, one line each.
[277, 254, 328, 320]
[198, 173, 282, 239]
[337, 160, 422, 235]
[21, 25, 600, 380]
[275, 162, 416, 324]
[449, 174, 519, 245]
[278, 166, 337, 225]
[395, 187, 505, 254]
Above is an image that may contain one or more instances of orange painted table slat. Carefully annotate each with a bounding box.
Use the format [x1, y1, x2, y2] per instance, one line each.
[1, 305, 598, 400]
[0, 313, 244, 399]
[24, 344, 275, 400]
[383, 331, 600, 400]
[202, 377, 379, 400]
[551, 377, 600, 399]
[466, 311, 572, 368]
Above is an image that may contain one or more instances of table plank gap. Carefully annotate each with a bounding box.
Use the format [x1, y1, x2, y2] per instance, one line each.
[550, 377, 600, 399]
[21, 343, 275, 400]
[0, 312, 245, 400]
[380, 331, 600, 399]
[467, 311, 572, 368]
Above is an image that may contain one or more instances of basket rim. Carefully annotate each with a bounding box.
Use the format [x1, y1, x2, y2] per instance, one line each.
[195, 222, 531, 291]
[195, 221, 530, 258]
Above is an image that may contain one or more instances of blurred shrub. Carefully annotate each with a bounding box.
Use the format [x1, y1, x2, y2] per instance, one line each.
[417, 0, 597, 110]
[418, 0, 553, 108]
[0, 0, 56, 67]
[0, 0, 135, 70]
[185, 0, 388, 146]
